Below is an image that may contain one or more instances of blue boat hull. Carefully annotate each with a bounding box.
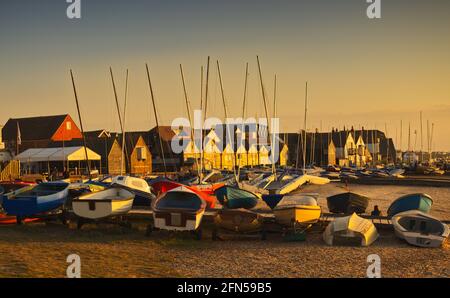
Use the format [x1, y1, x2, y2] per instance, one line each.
[262, 194, 285, 210]
[387, 193, 433, 217]
[1, 182, 69, 217]
[2, 196, 65, 217]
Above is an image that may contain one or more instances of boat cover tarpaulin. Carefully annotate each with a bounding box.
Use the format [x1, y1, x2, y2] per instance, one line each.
[15, 147, 101, 162]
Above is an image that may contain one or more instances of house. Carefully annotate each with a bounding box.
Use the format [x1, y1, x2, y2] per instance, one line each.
[357, 128, 396, 164]
[0, 125, 4, 150]
[178, 128, 201, 163]
[203, 128, 222, 170]
[282, 132, 337, 167]
[123, 132, 152, 175]
[259, 145, 270, 165]
[247, 143, 259, 166]
[279, 143, 289, 166]
[82, 130, 120, 174]
[2, 114, 82, 155]
[309, 132, 337, 167]
[147, 126, 183, 172]
[77, 130, 152, 175]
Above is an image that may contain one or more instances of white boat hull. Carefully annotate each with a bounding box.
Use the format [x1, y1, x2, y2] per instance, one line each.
[72, 188, 134, 219]
[153, 210, 205, 231]
[392, 210, 449, 248]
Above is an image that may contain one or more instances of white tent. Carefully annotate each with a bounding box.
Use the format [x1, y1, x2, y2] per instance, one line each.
[15, 146, 101, 163]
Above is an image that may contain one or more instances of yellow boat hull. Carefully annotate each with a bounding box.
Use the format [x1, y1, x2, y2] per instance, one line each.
[274, 205, 321, 227]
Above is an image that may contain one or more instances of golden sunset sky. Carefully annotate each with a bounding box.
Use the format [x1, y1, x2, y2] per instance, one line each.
[0, 0, 449, 150]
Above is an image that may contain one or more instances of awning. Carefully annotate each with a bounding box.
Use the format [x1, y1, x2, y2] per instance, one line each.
[15, 146, 101, 162]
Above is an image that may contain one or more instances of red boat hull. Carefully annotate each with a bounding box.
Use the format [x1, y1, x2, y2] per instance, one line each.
[149, 180, 219, 208]
[0, 214, 40, 225]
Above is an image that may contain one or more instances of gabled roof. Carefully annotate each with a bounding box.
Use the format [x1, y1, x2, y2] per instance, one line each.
[2, 114, 69, 141]
[354, 129, 386, 144]
[84, 129, 111, 139]
[149, 126, 176, 142]
[119, 131, 149, 155]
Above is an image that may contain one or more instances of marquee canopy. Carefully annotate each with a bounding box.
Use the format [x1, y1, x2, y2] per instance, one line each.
[15, 146, 101, 163]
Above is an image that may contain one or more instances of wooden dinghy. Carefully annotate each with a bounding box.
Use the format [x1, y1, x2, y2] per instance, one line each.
[213, 208, 264, 235]
[152, 186, 206, 232]
[392, 210, 449, 248]
[72, 187, 135, 220]
[1, 182, 69, 221]
[214, 186, 259, 209]
[326, 192, 369, 214]
[387, 193, 433, 217]
[274, 195, 321, 227]
[323, 213, 379, 246]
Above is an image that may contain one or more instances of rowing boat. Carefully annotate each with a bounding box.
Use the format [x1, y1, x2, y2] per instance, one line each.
[72, 187, 135, 219]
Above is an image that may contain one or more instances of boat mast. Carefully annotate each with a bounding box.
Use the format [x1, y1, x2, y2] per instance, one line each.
[109, 67, 126, 175]
[216, 60, 238, 183]
[237, 62, 249, 183]
[400, 119, 403, 161]
[420, 111, 423, 163]
[145, 63, 167, 177]
[180, 64, 201, 181]
[69, 69, 91, 179]
[120, 70, 129, 175]
[407, 122, 411, 158]
[200, 66, 204, 112]
[430, 122, 434, 163]
[273, 74, 277, 170]
[385, 123, 389, 164]
[302, 82, 308, 173]
[256, 56, 276, 179]
[201, 57, 210, 178]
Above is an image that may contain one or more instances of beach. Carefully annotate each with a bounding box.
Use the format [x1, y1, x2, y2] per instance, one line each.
[0, 183, 448, 278]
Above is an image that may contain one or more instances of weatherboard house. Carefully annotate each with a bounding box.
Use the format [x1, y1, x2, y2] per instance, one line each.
[2, 114, 82, 155]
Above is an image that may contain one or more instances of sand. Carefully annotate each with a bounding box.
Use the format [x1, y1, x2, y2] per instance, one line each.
[0, 183, 448, 278]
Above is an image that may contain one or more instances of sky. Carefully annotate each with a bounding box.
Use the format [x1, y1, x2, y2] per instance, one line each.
[0, 0, 449, 151]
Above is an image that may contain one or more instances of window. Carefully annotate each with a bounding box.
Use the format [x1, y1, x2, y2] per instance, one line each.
[66, 121, 72, 130]
[137, 147, 147, 160]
